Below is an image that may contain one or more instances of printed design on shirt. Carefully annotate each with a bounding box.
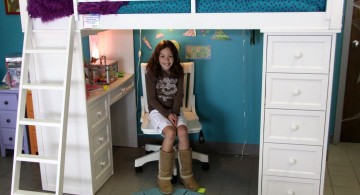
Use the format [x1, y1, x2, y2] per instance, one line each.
[156, 77, 178, 102]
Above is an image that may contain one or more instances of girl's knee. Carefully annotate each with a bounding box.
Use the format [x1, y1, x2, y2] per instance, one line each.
[177, 125, 188, 137]
[163, 126, 176, 139]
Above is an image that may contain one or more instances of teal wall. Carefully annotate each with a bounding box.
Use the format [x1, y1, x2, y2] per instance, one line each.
[134, 30, 263, 144]
[0, 3, 23, 80]
[0, 5, 343, 144]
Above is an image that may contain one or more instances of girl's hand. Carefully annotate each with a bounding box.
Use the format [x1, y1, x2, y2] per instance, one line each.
[168, 113, 177, 126]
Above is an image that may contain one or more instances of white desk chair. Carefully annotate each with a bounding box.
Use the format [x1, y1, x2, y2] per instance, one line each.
[135, 62, 209, 178]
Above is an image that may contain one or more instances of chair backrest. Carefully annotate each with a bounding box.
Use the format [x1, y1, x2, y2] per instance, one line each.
[140, 62, 195, 114]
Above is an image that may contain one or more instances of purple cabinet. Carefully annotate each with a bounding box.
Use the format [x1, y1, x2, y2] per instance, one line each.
[0, 89, 30, 157]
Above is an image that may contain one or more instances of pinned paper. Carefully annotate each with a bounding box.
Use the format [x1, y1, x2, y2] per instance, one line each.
[142, 36, 152, 49]
[212, 30, 230, 40]
[185, 45, 211, 60]
[183, 29, 196, 37]
[83, 14, 100, 29]
[156, 32, 164, 39]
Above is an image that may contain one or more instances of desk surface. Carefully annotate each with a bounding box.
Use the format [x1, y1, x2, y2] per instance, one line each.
[86, 73, 134, 104]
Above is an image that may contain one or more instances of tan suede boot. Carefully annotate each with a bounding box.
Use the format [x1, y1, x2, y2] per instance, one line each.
[158, 149, 175, 194]
[178, 148, 200, 191]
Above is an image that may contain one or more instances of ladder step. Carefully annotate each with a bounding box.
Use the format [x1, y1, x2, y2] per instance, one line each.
[22, 83, 64, 90]
[14, 190, 55, 195]
[25, 48, 67, 54]
[16, 154, 58, 164]
[19, 118, 61, 127]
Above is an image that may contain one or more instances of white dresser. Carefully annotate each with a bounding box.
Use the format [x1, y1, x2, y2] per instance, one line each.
[259, 32, 336, 195]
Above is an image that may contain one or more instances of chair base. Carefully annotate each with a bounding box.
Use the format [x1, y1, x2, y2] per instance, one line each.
[134, 144, 209, 174]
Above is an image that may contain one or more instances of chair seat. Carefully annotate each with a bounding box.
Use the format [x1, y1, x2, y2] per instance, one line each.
[141, 111, 202, 135]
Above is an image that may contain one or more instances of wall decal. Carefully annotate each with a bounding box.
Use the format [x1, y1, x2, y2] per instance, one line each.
[211, 30, 230, 40]
[183, 29, 196, 37]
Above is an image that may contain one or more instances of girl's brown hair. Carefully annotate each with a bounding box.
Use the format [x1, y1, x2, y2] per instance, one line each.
[146, 40, 183, 78]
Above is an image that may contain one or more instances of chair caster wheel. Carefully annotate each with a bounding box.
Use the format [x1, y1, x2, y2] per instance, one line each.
[202, 162, 209, 170]
[145, 151, 153, 154]
[171, 175, 177, 184]
[135, 166, 143, 173]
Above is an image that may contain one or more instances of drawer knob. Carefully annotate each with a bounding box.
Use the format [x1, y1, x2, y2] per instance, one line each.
[6, 119, 11, 123]
[9, 137, 13, 141]
[287, 190, 295, 195]
[292, 89, 301, 96]
[288, 158, 297, 165]
[290, 124, 300, 131]
[99, 136, 104, 143]
[100, 161, 106, 167]
[97, 111, 102, 117]
[4, 101, 9, 105]
[294, 52, 303, 59]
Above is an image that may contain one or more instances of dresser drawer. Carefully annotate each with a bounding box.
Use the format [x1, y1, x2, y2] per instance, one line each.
[88, 96, 109, 129]
[264, 109, 325, 145]
[93, 148, 112, 181]
[92, 123, 111, 156]
[0, 111, 17, 128]
[1, 129, 15, 146]
[262, 175, 320, 195]
[267, 35, 331, 74]
[266, 73, 328, 110]
[263, 143, 322, 179]
[0, 94, 18, 110]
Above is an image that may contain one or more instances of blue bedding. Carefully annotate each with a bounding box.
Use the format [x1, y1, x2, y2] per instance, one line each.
[117, 0, 326, 14]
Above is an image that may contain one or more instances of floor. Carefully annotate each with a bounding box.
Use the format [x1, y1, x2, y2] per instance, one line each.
[0, 143, 359, 195]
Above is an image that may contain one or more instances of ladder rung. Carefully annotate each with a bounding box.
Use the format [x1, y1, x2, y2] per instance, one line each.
[25, 48, 67, 54]
[16, 154, 58, 164]
[19, 118, 61, 127]
[22, 83, 64, 90]
[14, 190, 55, 195]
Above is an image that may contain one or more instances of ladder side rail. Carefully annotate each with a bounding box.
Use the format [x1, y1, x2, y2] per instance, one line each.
[55, 15, 76, 195]
[11, 16, 33, 194]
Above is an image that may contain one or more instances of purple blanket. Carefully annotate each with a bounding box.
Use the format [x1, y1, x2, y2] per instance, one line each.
[27, 0, 128, 22]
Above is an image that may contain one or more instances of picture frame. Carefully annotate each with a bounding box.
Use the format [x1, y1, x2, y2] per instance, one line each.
[4, 0, 20, 15]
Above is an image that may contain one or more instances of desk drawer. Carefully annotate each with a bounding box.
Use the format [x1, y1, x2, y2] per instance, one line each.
[263, 143, 322, 179]
[110, 79, 134, 105]
[0, 111, 17, 128]
[0, 94, 18, 110]
[262, 175, 320, 195]
[92, 123, 111, 156]
[267, 35, 331, 74]
[93, 148, 112, 181]
[88, 96, 109, 129]
[266, 73, 328, 110]
[264, 109, 325, 145]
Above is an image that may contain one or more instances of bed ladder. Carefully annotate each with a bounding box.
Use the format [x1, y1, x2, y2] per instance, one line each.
[10, 15, 75, 195]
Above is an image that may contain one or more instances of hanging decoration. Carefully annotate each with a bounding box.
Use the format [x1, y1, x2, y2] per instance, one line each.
[211, 30, 230, 40]
[183, 29, 196, 37]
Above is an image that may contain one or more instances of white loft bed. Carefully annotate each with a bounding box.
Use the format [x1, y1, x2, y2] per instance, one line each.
[19, 0, 343, 30]
[17, 0, 344, 195]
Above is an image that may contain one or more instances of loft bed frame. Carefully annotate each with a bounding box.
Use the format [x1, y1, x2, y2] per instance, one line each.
[16, 0, 345, 195]
[19, 0, 344, 31]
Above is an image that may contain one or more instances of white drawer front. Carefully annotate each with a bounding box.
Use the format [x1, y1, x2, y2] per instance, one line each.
[92, 123, 111, 156]
[263, 143, 322, 179]
[266, 73, 328, 110]
[2, 129, 15, 145]
[262, 175, 320, 195]
[264, 109, 325, 145]
[267, 35, 331, 74]
[88, 96, 109, 129]
[94, 148, 112, 181]
[0, 94, 18, 110]
[110, 79, 134, 105]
